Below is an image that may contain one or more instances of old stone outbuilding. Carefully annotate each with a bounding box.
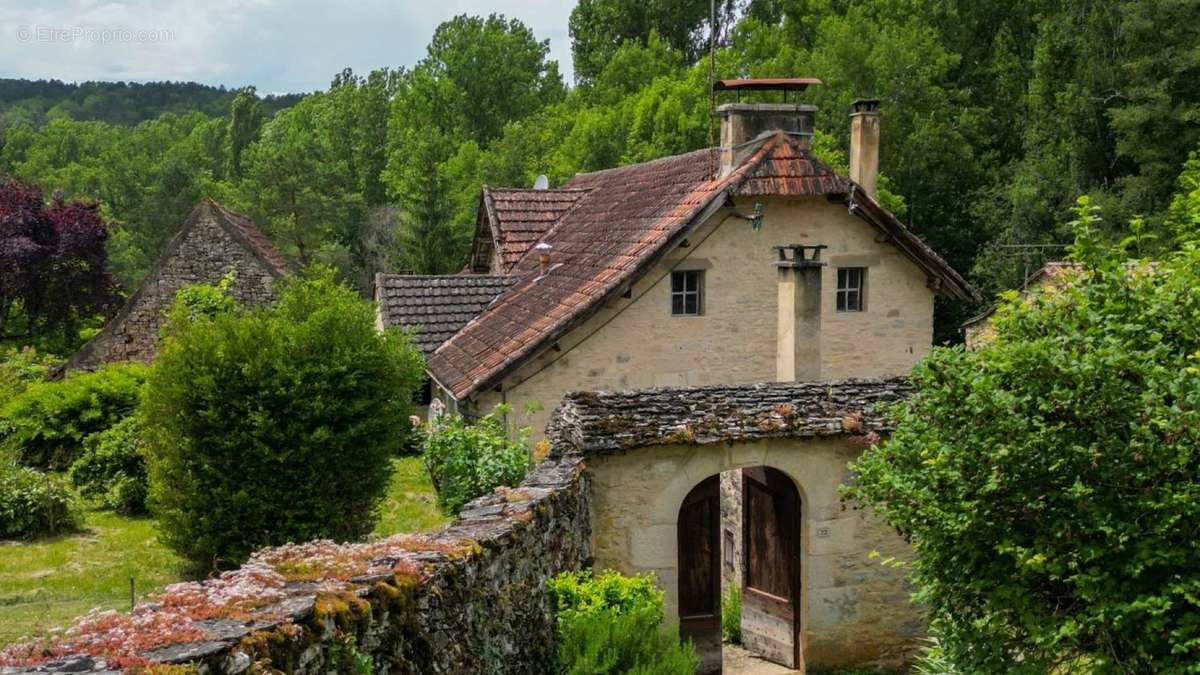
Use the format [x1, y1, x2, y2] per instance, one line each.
[63, 199, 289, 372]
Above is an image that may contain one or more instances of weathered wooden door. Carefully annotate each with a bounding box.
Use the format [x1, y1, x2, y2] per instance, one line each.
[742, 467, 801, 668]
[678, 475, 722, 674]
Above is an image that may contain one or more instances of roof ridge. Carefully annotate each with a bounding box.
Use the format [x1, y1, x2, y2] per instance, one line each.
[567, 146, 716, 185]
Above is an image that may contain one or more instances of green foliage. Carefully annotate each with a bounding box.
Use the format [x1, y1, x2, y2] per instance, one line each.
[69, 416, 147, 513]
[169, 271, 238, 323]
[0, 363, 146, 470]
[0, 347, 61, 411]
[421, 406, 533, 516]
[328, 631, 373, 675]
[721, 584, 741, 645]
[911, 637, 960, 675]
[0, 464, 79, 539]
[845, 199, 1200, 672]
[548, 569, 698, 675]
[142, 267, 425, 568]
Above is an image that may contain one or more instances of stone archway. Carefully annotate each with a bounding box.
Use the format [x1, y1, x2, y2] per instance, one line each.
[678, 467, 803, 674]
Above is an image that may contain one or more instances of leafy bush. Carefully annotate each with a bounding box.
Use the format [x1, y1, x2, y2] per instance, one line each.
[721, 585, 741, 645]
[0, 347, 62, 411]
[548, 569, 697, 675]
[422, 406, 533, 516]
[0, 464, 79, 539]
[142, 267, 425, 568]
[0, 362, 146, 470]
[69, 416, 147, 513]
[845, 199, 1200, 673]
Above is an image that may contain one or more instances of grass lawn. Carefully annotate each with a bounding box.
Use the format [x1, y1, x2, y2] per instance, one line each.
[373, 456, 449, 536]
[0, 455, 445, 647]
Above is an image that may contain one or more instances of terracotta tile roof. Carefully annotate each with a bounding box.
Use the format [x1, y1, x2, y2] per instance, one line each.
[430, 133, 974, 400]
[205, 199, 290, 277]
[376, 274, 517, 356]
[481, 188, 589, 272]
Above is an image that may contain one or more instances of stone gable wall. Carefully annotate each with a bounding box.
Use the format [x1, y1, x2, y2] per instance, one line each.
[68, 210, 281, 370]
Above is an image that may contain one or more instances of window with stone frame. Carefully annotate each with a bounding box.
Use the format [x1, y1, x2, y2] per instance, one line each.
[671, 270, 703, 316]
[836, 267, 866, 312]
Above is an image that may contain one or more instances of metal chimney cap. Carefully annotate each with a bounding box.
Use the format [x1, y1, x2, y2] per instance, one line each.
[851, 99, 881, 114]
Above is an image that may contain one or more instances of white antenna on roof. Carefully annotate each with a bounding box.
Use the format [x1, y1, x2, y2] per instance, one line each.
[533, 174, 549, 190]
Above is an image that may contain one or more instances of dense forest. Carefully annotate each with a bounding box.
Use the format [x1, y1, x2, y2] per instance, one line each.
[1, 0, 1197, 342]
[0, 79, 302, 129]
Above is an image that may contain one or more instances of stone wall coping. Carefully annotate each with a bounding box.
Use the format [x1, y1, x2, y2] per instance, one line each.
[547, 377, 910, 454]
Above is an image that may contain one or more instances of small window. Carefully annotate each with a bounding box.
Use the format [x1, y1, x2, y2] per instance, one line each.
[836, 267, 866, 312]
[671, 270, 703, 316]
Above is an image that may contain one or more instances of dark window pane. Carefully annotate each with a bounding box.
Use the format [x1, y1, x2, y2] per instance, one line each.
[685, 294, 698, 314]
[836, 290, 846, 312]
[673, 294, 684, 315]
[672, 272, 684, 292]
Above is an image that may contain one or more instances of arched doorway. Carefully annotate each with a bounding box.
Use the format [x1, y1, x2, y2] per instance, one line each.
[679, 467, 802, 673]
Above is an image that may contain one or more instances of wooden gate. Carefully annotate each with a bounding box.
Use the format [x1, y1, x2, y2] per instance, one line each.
[678, 475, 722, 674]
[741, 467, 801, 668]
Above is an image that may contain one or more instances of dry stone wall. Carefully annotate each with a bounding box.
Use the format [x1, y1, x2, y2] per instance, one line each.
[0, 453, 591, 675]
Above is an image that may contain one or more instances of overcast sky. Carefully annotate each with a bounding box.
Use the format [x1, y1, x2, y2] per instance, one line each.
[0, 0, 575, 93]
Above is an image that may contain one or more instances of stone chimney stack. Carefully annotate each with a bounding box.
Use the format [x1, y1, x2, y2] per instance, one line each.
[775, 244, 826, 382]
[714, 78, 822, 177]
[849, 99, 881, 197]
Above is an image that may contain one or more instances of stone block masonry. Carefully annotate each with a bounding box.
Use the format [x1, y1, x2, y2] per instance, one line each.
[0, 452, 591, 675]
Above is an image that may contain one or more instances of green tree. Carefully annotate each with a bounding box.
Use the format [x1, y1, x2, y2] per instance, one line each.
[226, 87, 264, 180]
[142, 268, 425, 568]
[845, 199, 1200, 672]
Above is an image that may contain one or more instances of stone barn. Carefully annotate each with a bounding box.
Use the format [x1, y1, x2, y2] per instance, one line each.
[62, 199, 289, 372]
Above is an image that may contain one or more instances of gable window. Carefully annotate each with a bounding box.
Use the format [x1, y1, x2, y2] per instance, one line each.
[836, 267, 866, 312]
[671, 270, 703, 316]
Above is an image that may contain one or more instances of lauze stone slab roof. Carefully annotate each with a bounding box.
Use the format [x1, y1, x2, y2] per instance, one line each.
[375, 274, 517, 356]
[430, 132, 973, 401]
[548, 377, 911, 454]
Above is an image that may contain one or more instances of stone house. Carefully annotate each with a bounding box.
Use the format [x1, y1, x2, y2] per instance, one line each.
[376, 79, 977, 673]
[62, 199, 289, 372]
[961, 261, 1081, 348]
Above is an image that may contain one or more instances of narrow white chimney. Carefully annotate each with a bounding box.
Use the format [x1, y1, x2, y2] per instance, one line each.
[849, 99, 881, 198]
[535, 242, 552, 275]
[775, 244, 825, 382]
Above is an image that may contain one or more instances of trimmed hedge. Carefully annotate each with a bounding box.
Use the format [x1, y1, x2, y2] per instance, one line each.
[143, 268, 425, 568]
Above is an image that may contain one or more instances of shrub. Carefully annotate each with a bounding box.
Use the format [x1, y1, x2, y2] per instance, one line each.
[548, 570, 697, 675]
[69, 416, 147, 513]
[845, 199, 1200, 673]
[721, 585, 741, 644]
[142, 267, 425, 568]
[0, 347, 62, 410]
[0, 464, 79, 539]
[422, 406, 533, 516]
[0, 362, 146, 470]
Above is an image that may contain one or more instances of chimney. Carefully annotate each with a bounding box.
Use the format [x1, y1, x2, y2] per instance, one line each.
[535, 242, 552, 275]
[714, 78, 821, 177]
[849, 99, 881, 197]
[775, 244, 826, 382]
